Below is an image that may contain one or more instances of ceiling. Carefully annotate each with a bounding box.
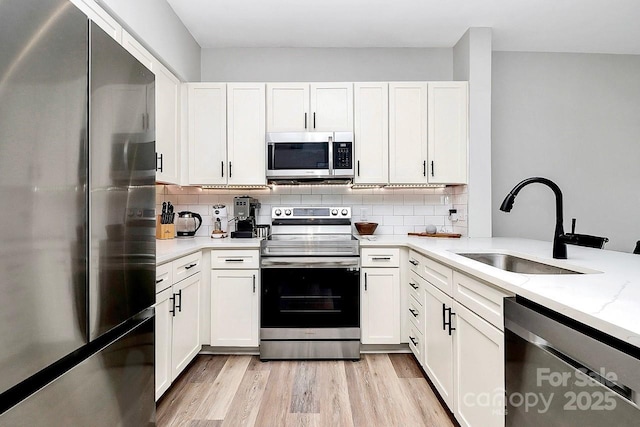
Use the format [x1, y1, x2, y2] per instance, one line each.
[166, 0, 640, 54]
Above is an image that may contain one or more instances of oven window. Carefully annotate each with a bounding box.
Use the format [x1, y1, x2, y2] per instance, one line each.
[261, 268, 359, 328]
[271, 143, 328, 169]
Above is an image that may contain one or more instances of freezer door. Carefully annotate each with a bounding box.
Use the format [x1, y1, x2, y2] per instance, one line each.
[89, 22, 156, 340]
[0, 314, 155, 426]
[0, 0, 88, 394]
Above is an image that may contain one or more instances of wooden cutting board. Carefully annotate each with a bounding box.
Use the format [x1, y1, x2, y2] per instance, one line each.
[408, 232, 462, 238]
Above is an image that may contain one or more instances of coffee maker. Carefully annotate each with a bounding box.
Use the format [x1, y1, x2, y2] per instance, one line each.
[231, 196, 260, 238]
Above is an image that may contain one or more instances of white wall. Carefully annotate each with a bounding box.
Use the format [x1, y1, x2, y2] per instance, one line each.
[97, 0, 201, 81]
[201, 48, 452, 81]
[492, 51, 640, 252]
[453, 28, 493, 238]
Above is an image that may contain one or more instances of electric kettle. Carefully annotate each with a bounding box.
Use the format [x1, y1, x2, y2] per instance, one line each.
[176, 211, 202, 237]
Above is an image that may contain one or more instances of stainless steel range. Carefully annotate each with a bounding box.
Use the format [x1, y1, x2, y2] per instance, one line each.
[260, 207, 360, 360]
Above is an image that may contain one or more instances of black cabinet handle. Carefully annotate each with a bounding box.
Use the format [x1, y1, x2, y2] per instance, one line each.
[156, 152, 163, 172]
[409, 308, 419, 318]
[357, 160, 360, 176]
[229, 161, 232, 178]
[409, 336, 418, 346]
[443, 304, 455, 335]
[221, 161, 224, 177]
[409, 259, 418, 266]
[409, 282, 418, 290]
[184, 263, 197, 270]
[225, 258, 244, 262]
[431, 161, 435, 177]
[253, 274, 256, 293]
[371, 257, 391, 261]
[313, 112, 316, 129]
[155, 278, 163, 284]
[176, 289, 183, 313]
[364, 272, 368, 291]
[423, 160, 426, 177]
[304, 112, 307, 129]
[169, 294, 176, 317]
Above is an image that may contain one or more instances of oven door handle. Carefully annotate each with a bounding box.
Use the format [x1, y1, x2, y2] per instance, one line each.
[261, 257, 360, 269]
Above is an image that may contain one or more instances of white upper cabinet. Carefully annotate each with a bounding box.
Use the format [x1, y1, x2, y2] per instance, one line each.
[309, 83, 354, 131]
[187, 83, 227, 185]
[155, 63, 181, 184]
[428, 82, 468, 184]
[227, 84, 266, 185]
[389, 82, 429, 184]
[266, 83, 309, 132]
[70, 0, 122, 43]
[354, 83, 389, 184]
[266, 83, 353, 132]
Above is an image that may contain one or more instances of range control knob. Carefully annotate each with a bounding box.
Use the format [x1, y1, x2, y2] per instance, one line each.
[331, 209, 338, 216]
[341, 209, 348, 216]
[284, 209, 292, 216]
[274, 209, 282, 216]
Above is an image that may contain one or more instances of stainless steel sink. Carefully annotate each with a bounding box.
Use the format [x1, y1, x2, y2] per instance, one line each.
[456, 252, 583, 275]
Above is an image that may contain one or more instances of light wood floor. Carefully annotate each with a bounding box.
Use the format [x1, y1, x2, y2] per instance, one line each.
[157, 354, 456, 427]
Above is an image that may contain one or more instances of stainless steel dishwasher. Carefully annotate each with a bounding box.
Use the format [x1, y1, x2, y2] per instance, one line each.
[505, 297, 640, 426]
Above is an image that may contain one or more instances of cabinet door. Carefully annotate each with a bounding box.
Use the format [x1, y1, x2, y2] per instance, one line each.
[155, 63, 181, 184]
[155, 287, 173, 401]
[454, 301, 505, 427]
[354, 83, 388, 184]
[171, 273, 201, 380]
[310, 83, 353, 132]
[389, 82, 428, 184]
[423, 283, 454, 408]
[361, 268, 400, 344]
[428, 82, 468, 184]
[188, 83, 227, 184]
[266, 83, 309, 132]
[227, 84, 266, 185]
[211, 270, 259, 347]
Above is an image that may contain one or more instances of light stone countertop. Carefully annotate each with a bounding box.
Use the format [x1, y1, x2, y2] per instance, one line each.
[157, 234, 640, 348]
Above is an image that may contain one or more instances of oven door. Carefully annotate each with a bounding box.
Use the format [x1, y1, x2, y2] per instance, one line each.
[266, 132, 331, 179]
[261, 264, 360, 329]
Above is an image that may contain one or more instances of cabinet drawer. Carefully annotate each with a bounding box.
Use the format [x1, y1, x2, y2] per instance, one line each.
[156, 262, 173, 293]
[408, 270, 424, 304]
[172, 251, 202, 283]
[408, 324, 424, 366]
[408, 250, 424, 275]
[408, 294, 425, 332]
[453, 271, 512, 331]
[420, 257, 453, 296]
[361, 248, 400, 267]
[211, 249, 259, 269]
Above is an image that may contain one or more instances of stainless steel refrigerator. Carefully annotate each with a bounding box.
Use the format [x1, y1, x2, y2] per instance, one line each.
[0, 0, 156, 425]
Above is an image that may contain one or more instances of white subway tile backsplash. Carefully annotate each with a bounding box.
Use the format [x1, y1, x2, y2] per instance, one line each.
[156, 185, 468, 237]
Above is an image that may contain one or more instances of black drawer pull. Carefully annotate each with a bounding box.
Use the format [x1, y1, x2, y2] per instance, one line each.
[371, 257, 391, 261]
[409, 259, 418, 266]
[409, 336, 418, 346]
[409, 308, 419, 318]
[225, 258, 245, 262]
[409, 282, 419, 290]
[184, 263, 197, 270]
[155, 279, 163, 284]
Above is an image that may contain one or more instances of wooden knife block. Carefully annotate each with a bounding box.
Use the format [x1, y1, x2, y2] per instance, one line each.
[156, 215, 175, 240]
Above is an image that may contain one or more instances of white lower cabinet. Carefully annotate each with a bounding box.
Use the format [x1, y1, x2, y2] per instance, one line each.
[407, 253, 510, 427]
[210, 269, 259, 347]
[423, 282, 455, 408]
[454, 301, 505, 427]
[155, 252, 202, 401]
[361, 267, 400, 344]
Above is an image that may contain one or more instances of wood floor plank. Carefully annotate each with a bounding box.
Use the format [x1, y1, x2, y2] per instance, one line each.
[188, 355, 230, 383]
[344, 357, 391, 426]
[192, 355, 252, 421]
[253, 361, 296, 426]
[158, 381, 210, 427]
[388, 353, 425, 378]
[247, 356, 270, 371]
[290, 361, 320, 413]
[189, 421, 223, 427]
[221, 370, 269, 427]
[317, 361, 354, 427]
[400, 378, 456, 427]
[285, 413, 321, 427]
[365, 354, 412, 426]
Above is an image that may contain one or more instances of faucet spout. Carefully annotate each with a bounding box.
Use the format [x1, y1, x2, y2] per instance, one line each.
[499, 177, 567, 259]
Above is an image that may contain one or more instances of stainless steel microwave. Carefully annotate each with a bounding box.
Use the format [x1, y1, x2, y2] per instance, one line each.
[266, 132, 354, 182]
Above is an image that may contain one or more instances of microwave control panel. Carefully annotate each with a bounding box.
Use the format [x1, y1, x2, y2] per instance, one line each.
[333, 142, 353, 169]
